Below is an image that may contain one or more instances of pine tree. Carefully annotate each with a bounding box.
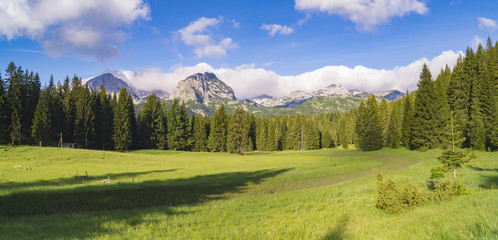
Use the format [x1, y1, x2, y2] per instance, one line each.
[31, 88, 52, 146]
[191, 114, 208, 151]
[6, 62, 23, 145]
[256, 118, 268, 151]
[412, 64, 449, 149]
[355, 95, 383, 151]
[401, 92, 414, 149]
[94, 86, 114, 150]
[61, 76, 75, 143]
[248, 113, 257, 151]
[321, 130, 333, 148]
[74, 86, 95, 148]
[167, 99, 190, 151]
[139, 93, 167, 149]
[207, 104, 228, 152]
[386, 102, 402, 148]
[379, 98, 389, 146]
[266, 119, 278, 151]
[0, 69, 9, 142]
[113, 88, 133, 150]
[438, 113, 475, 181]
[227, 107, 252, 154]
[304, 118, 320, 150]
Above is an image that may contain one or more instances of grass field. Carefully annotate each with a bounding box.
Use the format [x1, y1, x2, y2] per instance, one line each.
[0, 146, 496, 239]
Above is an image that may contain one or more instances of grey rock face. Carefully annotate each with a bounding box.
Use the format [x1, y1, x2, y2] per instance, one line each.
[169, 72, 236, 104]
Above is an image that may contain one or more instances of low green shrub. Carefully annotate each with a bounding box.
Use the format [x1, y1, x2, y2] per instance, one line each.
[376, 174, 427, 213]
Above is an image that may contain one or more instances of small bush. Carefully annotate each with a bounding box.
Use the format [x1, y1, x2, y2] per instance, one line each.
[376, 174, 427, 213]
[430, 167, 446, 180]
[418, 146, 429, 152]
[432, 179, 468, 201]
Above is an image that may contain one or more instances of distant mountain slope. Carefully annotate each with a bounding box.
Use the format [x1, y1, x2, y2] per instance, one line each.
[86, 73, 169, 99]
[169, 72, 236, 103]
[96, 72, 405, 116]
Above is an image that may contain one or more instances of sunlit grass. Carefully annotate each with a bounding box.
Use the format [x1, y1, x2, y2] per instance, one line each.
[0, 146, 496, 239]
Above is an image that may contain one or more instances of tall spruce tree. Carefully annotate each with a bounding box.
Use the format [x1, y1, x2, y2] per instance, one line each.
[304, 118, 320, 150]
[401, 91, 414, 149]
[74, 86, 95, 148]
[207, 104, 227, 152]
[31, 88, 52, 146]
[94, 86, 114, 150]
[411, 64, 449, 149]
[139, 93, 167, 149]
[227, 107, 252, 154]
[355, 95, 383, 151]
[167, 99, 189, 151]
[0, 70, 9, 142]
[113, 88, 133, 150]
[191, 114, 208, 151]
[6, 62, 23, 145]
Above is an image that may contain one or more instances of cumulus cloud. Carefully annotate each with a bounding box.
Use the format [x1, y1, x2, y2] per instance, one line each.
[261, 24, 294, 36]
[477, 17, 497, 32]
[111, 50, 461, 100]
[0, 0, 150, 60]
[294, 0, 428, 31]
[177, 17, 238, 59]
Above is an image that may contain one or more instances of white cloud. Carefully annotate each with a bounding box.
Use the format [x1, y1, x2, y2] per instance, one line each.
[112, 50, 461, 100]
[0, 0, 150, 60]
[472, 36, 483, 49]
[177, 17, 238, 59]
[261, 24, 294, 36]
[477, 17, 497, 32]
[294, 0, 428, 31]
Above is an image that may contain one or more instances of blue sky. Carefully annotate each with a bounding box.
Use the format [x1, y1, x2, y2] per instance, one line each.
[0, 0, 497, 99]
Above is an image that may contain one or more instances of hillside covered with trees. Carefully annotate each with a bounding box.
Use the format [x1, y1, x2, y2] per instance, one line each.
[0, 39, 496, 153]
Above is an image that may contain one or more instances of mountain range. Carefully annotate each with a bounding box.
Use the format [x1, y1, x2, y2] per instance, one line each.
[85, 72, 404, 116]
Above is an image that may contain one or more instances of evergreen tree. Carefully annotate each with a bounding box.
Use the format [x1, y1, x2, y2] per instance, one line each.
[167, 99, 190, 151]
[355, 95, 383, 151]
[255, 118, 268, 151]
[248, 113, 257, 151]
[191, 114, 208, 151]
[207, 104, 228, 152]
[0, 70, 9, 141]
[304, 118, 320, 150]
[31, 88, 52, 146]
[23, 71, 41, 142]
[438, 113, 475, 181]
[113, 88, 133, 150]
[386, 102, 402, 148]
[94, 86, 114, 150]
[61, 76, 75, 143]
[139, 93, 167, 149]
[401, 91, 414, 149]
[74, 86, 95, 148]
[6, 62, 23, 145]
[379, 98, 389, 146]
[411, 64, 449, 149]
[321, 130, 333, 148]
[266, 119, 279, 151]
[227, 107, 252, 154]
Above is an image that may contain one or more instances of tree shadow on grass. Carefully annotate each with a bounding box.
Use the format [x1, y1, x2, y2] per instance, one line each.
[322, 215, 350, 240]
[478, 175, 498, 189]
[467, 165, 498, 172]
[0, 169, 179, 192]
[0, 168, 291, 217]
[0, 168, 290, 239]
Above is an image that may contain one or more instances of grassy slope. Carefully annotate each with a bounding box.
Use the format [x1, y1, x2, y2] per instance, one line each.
[0, 146, 496, 239]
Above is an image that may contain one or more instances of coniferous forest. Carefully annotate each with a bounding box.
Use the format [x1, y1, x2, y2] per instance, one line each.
[0, 39, 497, 153]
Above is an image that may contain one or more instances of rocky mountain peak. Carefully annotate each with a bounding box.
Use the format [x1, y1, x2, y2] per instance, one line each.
[86, 73, 169, 99]
[170, 72, 236, 104]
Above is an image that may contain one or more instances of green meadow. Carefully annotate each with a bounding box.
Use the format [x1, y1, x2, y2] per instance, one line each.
[0, 146, 496, 239]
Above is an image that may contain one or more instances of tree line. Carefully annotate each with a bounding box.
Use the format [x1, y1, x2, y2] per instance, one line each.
[355, 38, 497, 152]
[0, 39, 496, 152]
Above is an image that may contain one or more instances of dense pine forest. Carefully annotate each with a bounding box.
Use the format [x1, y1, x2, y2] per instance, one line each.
[0, 39, 497, 153]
